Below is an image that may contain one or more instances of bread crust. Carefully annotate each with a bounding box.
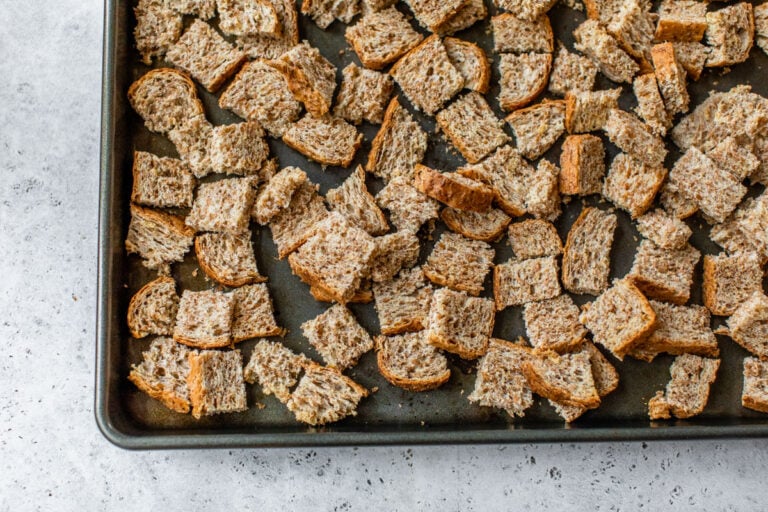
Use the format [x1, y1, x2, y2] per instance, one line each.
[269, 57, 333, 117]
[743, 395, 768, 413]
[130, 203, 197, 240]
[427, 330, 489, 360]
[375, 336, 450, 391]
[128, 370, 191, 414]
[282, 117, 363, 167]
[559, 134, 585, 195]
[444, 37, 491, 94]
[310, 285, 373, 303]
[127, 68, 204, 133]
[655, 18, 707, 43]
[379, 317, 427, 336]
[413, 164, 493, 212]
[127, 276, 177, 338]
[498, 53, 552, 112]
[440, 208, 510, 242]
[194, 236, 267, 288]
[521, 357, 601, 409]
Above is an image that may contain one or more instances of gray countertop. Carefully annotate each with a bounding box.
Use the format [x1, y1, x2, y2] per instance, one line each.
[1, 1, 767, 509]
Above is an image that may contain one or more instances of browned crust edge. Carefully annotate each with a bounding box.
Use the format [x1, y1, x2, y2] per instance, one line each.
[127, 276, 177, 339]
[282, 120, 363, 167]
[440, 208, 510, 242]
[375, 338, 451, 392]
[444, 37, 491, 94]
[521, 359, 601, 409]
[194, 236, 268, 288]
[499, 53, 552, 112]
[128, 370, 191, 414]
[413, 164, 493, 212]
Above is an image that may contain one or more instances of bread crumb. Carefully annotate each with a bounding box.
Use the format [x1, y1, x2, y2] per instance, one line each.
[255, 402, 266, 409]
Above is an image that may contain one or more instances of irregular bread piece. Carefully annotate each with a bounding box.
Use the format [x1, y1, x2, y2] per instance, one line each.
[174, 290, 235, 348]
[583, 0, 624, 26]
[167, 114, 214, 178]
[252, 166, 307, 225]
[327, 166, 389, 235]
[636, 209, 691, 250]
[366, 98, 428, 183]
[648, 354, 719, 419]
[127, 277, 180, 339]
[655, 0, 707, 42]
[707, 137, 760, 182]
[168, 0, 216, 18]
[705, 3, 754, 68]
[219, 59, 302, 138]
[426, 287, 495, 359]
[269, 182, 329, 258]
[722, 292, 768, 358]
[628, 240, 700, 304]
[232, 284, 285, 341]
[468, 338, 534, 418]
[493, 0, 559, 21]
[671, 41, 708, 81]
[562, 207, 617, 295]
[549, 45, 598, 96]
[494, 256, 561, 309]
[129, 337, 193, 413]
[436, 0, 487, 36]
[564, 88, 622, 133]
[492, 13, 554, 54]
[210, 121, 269, 176]
[633, 73, 671, 137]
[710, 195, 768, 261]
[530, 159, 561, 221]
[497, 52, 552, 111]
[301, 0, 360, 29]
[334, 64, 393, 125]
[345, 7, 424, 70]
[375, 331, 450, 391]
[187, 349, 248, 419]
[186, 178, 255, 235]
[505, 100, 565, 160]
[131, 151, 195, 208]
[580, 279, 657, 359]
[165, 19, 247, 93]
[579, 341, 619, 397]
[217, 0, 280, 36]
[375, 176, 440, 232]
[444, 37, 491, 94]
[436, 92, 510, 164]
[423, 232, 495, 296]
[134, 0, 183, 66]
[703, 252, 763, 317]
[302, 304, 374, 370]
[390, 35, 465, 115]
[659, 180, 698, 220]
[524, 294, 586, 352]
[573, 19, 639, 84]
[756, 3, 768, 56]
[310, 286, 373, 304]
[271, 42, 337, 117]
[369, 231, 420, 283]
[195, 232, 266, 287]
[127, 68, 204, 134]
[559, 134, 605, 195]
[373, 266, 433, 335]
[742, 357, 768, 413]
[235, 0, 299, 60]
[603, 152, 666, 219]
[126, 204, 195, 272]
[508, 219, 562, 260]
[286, 365, 368, 425]
[405, 0, 468, 33]
[522, 350, 601, 408]
[441, 207, 511, 242]
[414, 164, 494, 212]
[606, 0, 655, 68]
[283, 115, 363, 167]
[651, 42, 690, 116]
[604, 109, 667, 167]
[244, 340, 308, 402]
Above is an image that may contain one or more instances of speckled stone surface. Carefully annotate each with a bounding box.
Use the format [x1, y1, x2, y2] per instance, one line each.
[2, 1, 768, 510]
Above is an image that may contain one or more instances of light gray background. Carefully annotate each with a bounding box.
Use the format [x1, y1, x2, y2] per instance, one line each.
[1, 1, 767, 510]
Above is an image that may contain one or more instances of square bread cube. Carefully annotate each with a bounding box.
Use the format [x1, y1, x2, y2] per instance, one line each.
[559, 134, 605, 196]
[168, 114, 214, 178]
[126, 204, 195, 272]
[423, 232, 495, 296]
[710, 195, 768, 262]
[269, 181, 329, 259]
[301, 0, 359, 28]
[217, 0, 280, 36]
[345, 7, 424, 70]
[492, 13, 554, 54]
[134, 0, 183, 65]
[636, 209, 691, 250]
[369, 231, 420, 283]
[742, 357, 768, 413]
[468, 338, 534, 418]
[498, 52, 551, 112]
[375, 331, 450, 392]
[603, 153, 666, 219]
[573, 19, 639, 84]
[564, 88, 621, 134]
[165, 19, 246, 92]
[436, 92, 510, 164]
[244, 340, 308, 403]
[127, 277, 180, 339]
[628, 240, 700, 304]
[375, 176, 440, 232]
[302, 304, 374, 370]
[604, 109, 667, 168]
[210, 121, 269, 176]
[522, 350, 600, 409]
[131, 151, 195, 208]
[128, 337, 192, 413]
[233, 0, 299, 60]
[174, 290, 235, 348]
[194, 232, 266, 287]
[334, 64, 393, 125]
[505, 100, 565, 161]
[494, 0, 558, 21]
[648, 354, 719, 419]
[441, 207, 511, 243]
[524, 295, 587, 353]
[494, 256, 561, 310]
[426, 287, 495, 359]
[326, 166, 389, 235]
[655, 0, 707, 42]
[508, 219, 562, 260]
[252, 166, 307, 225]
[232, 284, 285, 342]
[414, 165, 494, 212]
[703, 252, 763, 316]
[562, 207, 617, 296]
[707, 137, 760, 182]
[128, 68, 204, 135]
[282, 114, 363, 167]
[271, 42, 337, 117]
[373, 266, 433, 335]
[405, 0, 467, 33]
[187, 349, 248, 419]
[724, 292, 768, 358]
[444, 37, 491, 93]
[366, 98, 428, 183]
[186, 178, 255, 234]
[632, 73, 671, 137]
[286, 365, 368, 425]
[705, 3, 754, 68]
[549, 46, 598, 97]
[651, 42, 690, 116]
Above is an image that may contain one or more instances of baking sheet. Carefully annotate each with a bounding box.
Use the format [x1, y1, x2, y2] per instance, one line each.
[96, 0, 768, 448]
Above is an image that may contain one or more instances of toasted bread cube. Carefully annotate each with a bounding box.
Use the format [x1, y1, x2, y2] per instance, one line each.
[742, 357, 768, 413]
[167, 114, 214, 178]
[636, 209, 691, 250]
[549, 45, 598, 97]
[498, 52, 551, 112]
[128, 337, 193, 414]
[564, 88, 621, 133]
[724, 292, 768, 358]
[524, 294, 587, 352]
[373, 266, 433, 335]
[705, 3, 754, 68]
[244, 340, 308, 402]
[703, 252, 763, 317]
[236, 0, 299, 60]
[187, 349, 248, 419]
[604, 109, 667, 167]
[167, 0, 216, 18]
[173, 290, 235, 348]
[707, 137, 760, 182]
[134, 0, 183, 65]
[670, 41, 707, 81]
[269, 181, 329, 258]
[127, 277, 180, 339]
[210, 121, 269, 176]
[217, 0, 280, 35]
[126, 204, 195, 272]
[310, 285, 373, 304]
[494, 256, 561, 310]
[437, 0, 487, 36]
[390, 35, 464, 115]
[375, 176, 440, 232]
[252, 166, 307, 225]
[283, 114, 363, 167]
[127, 68, 204, 134]
[492, 13, 554, 54]
[659, 180, 698, 219]
[559, 134, 605, 196]
[424, 232, 495, 296]
[405, 0, 467, 33]
[494, 0, 558, 20]
[756, 3, 768, 57]
[649, 354, 719, 420]
[369, 231, 420, 283]
[301, 0, 359, 28]
[633, 73, 671, 137]
[366, 98, 428, 183]
[441, 207, 512, 242]
[302, 304, 373, 370]
[603, 153, 666, 219]
[271, 42, 337, 117]
[507, 219, 562, 260]
[522, 350, 600, 408]
[651, 42, 690, 116]
[710, 195, 768, 261]
[562, 207, 617, 296]
[506, 100, 565, 161]
[186, 178, 255, 234]
[376, 331, 450, 392]
[579, 341, 619, 397]
[334, 64, 393, 125]
[530, 159, 561, 221]
[628, 240, 700, 304]
[606, 0, 655, 67]
[327, 166, 389, 235]
[444, 37, 491, 94]
[584, 0, 624, 25]
[414, 164, 494, 212]
[436, 92, 510, 164]
[131, 151, 195, 208]
[345, 7, 423, 70]
[426, 287, 495, 359]
[286, 365, 368, 425]
[580, 279, 657, 359]
[468, 338, 534, 418]
[195, 232, 266, 287]
[573, 19, 639, 84]
[655, 0, 707, 42]
[231, 284, 284, 342]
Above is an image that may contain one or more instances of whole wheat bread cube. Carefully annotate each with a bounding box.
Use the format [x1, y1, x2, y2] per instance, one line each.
[270, 42, 337, 117]
[366, 98, 428, 183]
[494, 0, 559, 21]
[710, 195, 768, 261]
[723, 292, 768, 358]
[651, 42, 690, 116]
[522, 350, 601, 408]
[186, 178, 255, 234]
[217, 0, 280, 36]
[174, 290, 235, 348]
[327, 166, 389, 235]
[628, 240, 700, 304]
[628, 301, 718, 362]
[131, 151, 195, 208]
[334, 64, 393, 125]
[524, 294, 587, 352]
[269, 181, 329, 258]
[168, 0, 216, 18]
[494, 256, 561, 310]
[187, 349, 248, 419]
[134, 0, 183, 65]
[756, 3, 768, 56]
[580, 279, 657, 359]
[423, 232, 495, 296]
[633, 73, 671, 137]
[390, 35, 465, 116]
[404, 0, 467, 33]
[578, 341, 620, 397]
[648, 354, 719, 419]
[655, 0, 707, 42]
[564, 88, 622, 133]
[232, 283, 285, 342]
[531, 159, 561, 221]
[235, 0, 299, 60]
[244, 340, 308, 402]
[287, 212, 377, 303]
[508, 219, 562, 260]
[252, 166, 307, 225]
[498, 52, 552, 112]
[441, 207, 512, 242]
[559, 134, 605, 195]
[210, 121, 269, 176]
[705, 3, 754, 68]
[373, 266, 433, 335]
[286, 364, 368, 425]
[369, 231, 420, 283]
[165, 20, 247, 92]
[375, 176, 440, 232]
[437, 0, 487, 36]
[659, 179, 698, 219]
[505, 100, 565, 160]
[414, 164, 494, 212]
[707, 137, 760, 182]
[549, 45, 598, 97]
[282, 114, 363, 167]
[703, 252, 763, 316]
[129, 337, 193, 413]
[302, 304, 373, 370]
[584, 0, 626, 27]
[636, 209, 691, 250]
[604, 109, 667, 167]
[345, 7, 424, 70]
[573, 19, 639, 84]
[670, 41, 708, 81]
[444, 37, 491, 94]
[492, 13, 554, 54]
[127, 68, 204, 134]
[301, 0, 360, 29]
[219, 60, 302, 138]
[126, 204, 195, 272]
[167, 114, 214, 178]
[742, 357, 768, 413]
[562, 207, 617, 295]
[195, 232, 266, 287]
[436, 92, 510, 164]
[605, 0, 654, 69]
[375, 331, 450, 392]
[468, 338, 534, 418]
[127, 276, 180, 339]
[603, 153, 666, 219]
[426, 287, 495, 359]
